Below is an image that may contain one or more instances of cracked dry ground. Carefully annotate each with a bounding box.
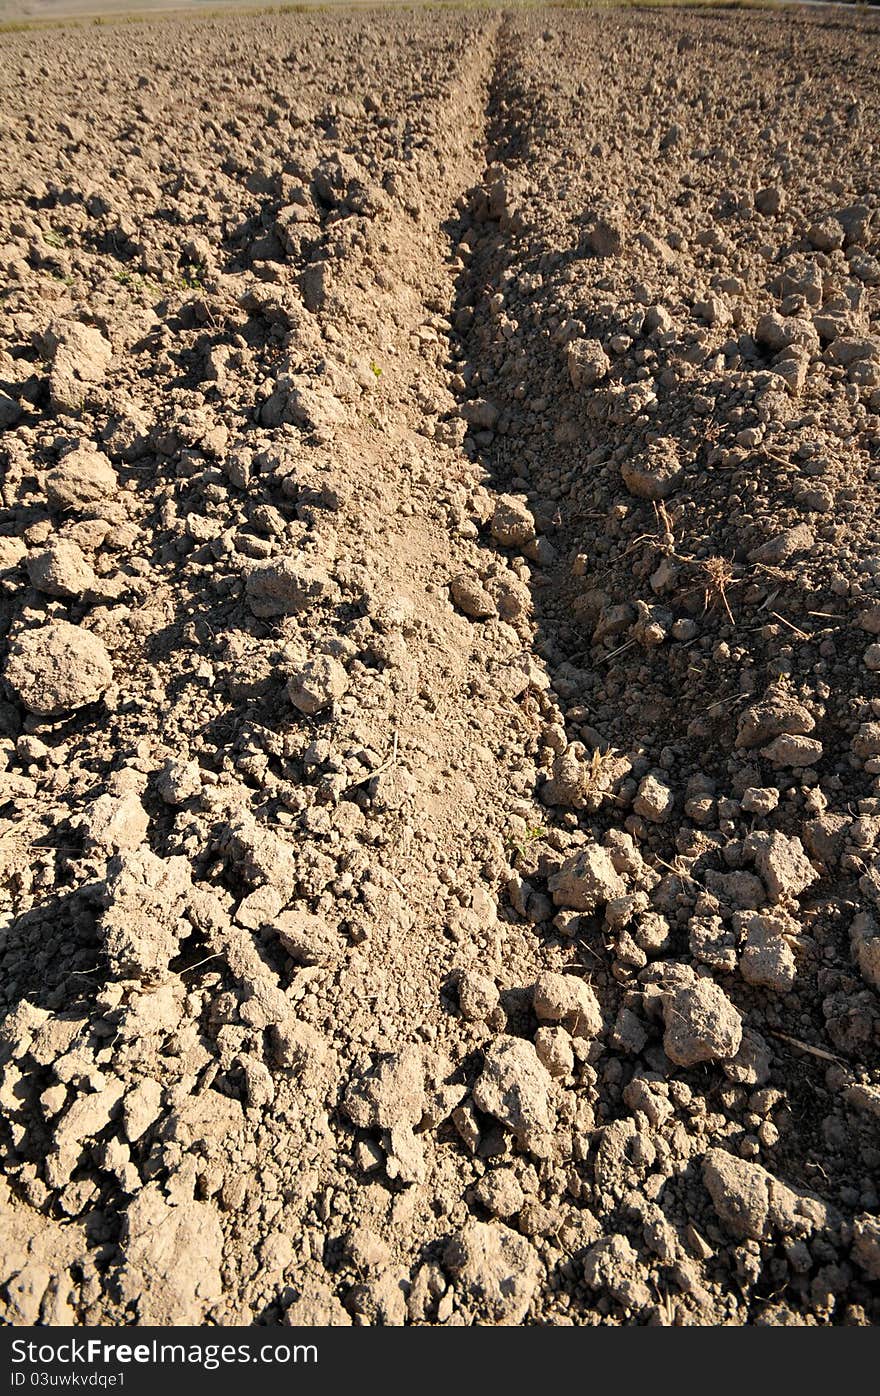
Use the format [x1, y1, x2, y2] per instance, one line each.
[1, 3, 880, 1330]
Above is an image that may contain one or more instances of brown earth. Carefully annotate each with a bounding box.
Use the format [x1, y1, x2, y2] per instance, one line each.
[1, 2, 880, 1328]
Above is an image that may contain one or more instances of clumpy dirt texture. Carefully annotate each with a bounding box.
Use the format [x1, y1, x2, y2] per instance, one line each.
[1, 2, 880, 1329]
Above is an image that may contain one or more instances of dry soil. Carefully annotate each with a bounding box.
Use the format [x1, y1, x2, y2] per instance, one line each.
[1, 2, 880, 1328]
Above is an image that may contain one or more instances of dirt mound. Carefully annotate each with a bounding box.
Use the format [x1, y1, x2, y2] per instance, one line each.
[0, 3, 879, 1327]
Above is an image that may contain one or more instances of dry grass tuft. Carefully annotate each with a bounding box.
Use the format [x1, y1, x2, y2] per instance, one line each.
[699, 555, 737, 625]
